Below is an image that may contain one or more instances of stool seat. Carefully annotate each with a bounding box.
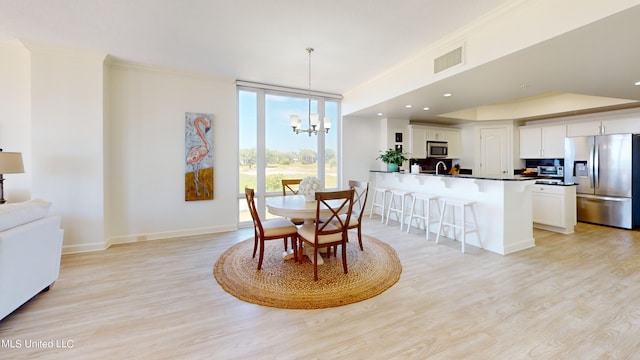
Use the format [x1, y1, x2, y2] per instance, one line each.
[406, 193, 440, 240]
[436, 198, 480, 253]
[386, 189, 412, 231]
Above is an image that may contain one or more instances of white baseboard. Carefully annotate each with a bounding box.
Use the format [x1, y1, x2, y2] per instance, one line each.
[62, 224, 238, 254]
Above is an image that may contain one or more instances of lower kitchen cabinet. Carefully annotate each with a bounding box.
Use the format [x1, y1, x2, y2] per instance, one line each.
[531, 184, 577, 234]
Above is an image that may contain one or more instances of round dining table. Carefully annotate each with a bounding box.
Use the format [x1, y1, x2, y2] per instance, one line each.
[266, 194, 345, 265]
[266, 194, 332, 223]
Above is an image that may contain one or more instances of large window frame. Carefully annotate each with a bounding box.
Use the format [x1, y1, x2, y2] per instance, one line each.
[237, 81, 342, 226]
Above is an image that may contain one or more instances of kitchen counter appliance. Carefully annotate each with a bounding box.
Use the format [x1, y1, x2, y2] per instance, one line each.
[537, 165, 563, 178]
[564, 133, 640, 229]
[426, 141, 448, 158]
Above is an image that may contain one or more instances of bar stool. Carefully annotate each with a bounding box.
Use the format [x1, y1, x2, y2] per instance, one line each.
[406, 193, 441, 240]
[436, 198, 480, 253]
[386, 189, 412, 231]
[369, 187, 390, 223]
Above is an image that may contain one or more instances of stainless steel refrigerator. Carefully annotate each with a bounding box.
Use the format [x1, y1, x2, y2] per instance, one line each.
[564, 133, 640, 229]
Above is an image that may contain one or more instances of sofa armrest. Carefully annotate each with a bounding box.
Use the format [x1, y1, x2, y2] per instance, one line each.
[0, 216, 63, 320]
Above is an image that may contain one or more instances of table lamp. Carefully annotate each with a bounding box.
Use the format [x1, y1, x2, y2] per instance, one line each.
[0, 149, 24, 204]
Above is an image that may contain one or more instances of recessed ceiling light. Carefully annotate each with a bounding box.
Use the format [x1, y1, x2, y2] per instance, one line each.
[443, 93, 452, 97]
[423, 107, 430, 111]
[405, 104, 412, 108]
[635, 81, 640, 86]
[377, 112, 383, 116]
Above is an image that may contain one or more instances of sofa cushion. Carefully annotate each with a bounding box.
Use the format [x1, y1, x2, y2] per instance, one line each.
[0, 199, 52, 232]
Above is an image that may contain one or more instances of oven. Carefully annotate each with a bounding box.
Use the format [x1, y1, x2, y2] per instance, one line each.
[537, 165, 564, 178]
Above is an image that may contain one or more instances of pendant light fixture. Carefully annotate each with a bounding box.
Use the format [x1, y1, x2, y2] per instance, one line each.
[290, 48, 331, 136]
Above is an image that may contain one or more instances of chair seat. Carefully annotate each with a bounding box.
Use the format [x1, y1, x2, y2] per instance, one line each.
[336, 212, 359, 227]
[262, 218, 298, 237]
[298, 224, 343, 244]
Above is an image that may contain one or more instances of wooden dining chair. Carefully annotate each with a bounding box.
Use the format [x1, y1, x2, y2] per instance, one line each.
[345, 180, 369, 251]
[327, 180, 369, 257]
[297, 189, 354, 281]
[245, 187, 298, 270]
[281, 179, 305, 228]
[281, 179, 302, 196]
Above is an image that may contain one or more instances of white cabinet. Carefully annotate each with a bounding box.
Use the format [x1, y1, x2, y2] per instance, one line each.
[602, 118, 640, 135]
[426, 128, 446, 141]
[409, 126, 427, 158]
[445, 129, 462, 159]
[566, 121, 601, 137]
[408, 125, 462, 159]
[519, 127, 542, 158]
[530, 184, 576, 234]
[519, 125, 566, 158]
[567, 118, 640, 137]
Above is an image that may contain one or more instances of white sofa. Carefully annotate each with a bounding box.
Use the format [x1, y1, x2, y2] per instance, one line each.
[0, 200, 63, 321]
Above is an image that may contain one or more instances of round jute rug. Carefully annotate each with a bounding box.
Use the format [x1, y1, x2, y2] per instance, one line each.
[213, 235, 401, 309]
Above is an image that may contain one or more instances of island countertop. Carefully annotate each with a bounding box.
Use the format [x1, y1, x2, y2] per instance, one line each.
[370, 169, 536, 181]
[370, 170, 577, 185]
[369, 170, 537, 255]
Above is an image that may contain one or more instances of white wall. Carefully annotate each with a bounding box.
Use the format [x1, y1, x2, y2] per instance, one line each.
[1, 42, 239, 253]
[27, 42, 107, 252]
[342, 116, 380, 188]
[106, 62, 238, 245]
[0, 42, 31, 202]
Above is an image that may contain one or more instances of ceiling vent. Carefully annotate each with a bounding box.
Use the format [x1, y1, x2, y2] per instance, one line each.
[434, 46, 463, 74]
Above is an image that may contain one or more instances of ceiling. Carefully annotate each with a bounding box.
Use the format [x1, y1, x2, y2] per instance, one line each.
[352, 3, 640, 124]
[1, 0, 639, 125]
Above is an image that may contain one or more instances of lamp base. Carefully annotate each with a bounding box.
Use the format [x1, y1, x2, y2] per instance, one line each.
[0, 176, 5, 204]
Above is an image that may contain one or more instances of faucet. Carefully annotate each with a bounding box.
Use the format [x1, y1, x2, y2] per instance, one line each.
[435, 161, 448, 175]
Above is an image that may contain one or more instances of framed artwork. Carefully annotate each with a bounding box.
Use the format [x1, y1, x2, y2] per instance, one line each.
[395, 144, 403, 153]
[185, 112, 214, 201]
[395, 132, 403, 143]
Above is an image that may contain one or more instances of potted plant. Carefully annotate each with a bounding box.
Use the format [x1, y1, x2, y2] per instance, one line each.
[377, 149, 408, 172]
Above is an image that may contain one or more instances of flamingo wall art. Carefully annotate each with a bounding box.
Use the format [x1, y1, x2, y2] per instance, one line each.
[185, 112, 214, 201]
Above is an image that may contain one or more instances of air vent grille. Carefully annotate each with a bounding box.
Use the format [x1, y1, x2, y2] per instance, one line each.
[434, 46, 463, 74]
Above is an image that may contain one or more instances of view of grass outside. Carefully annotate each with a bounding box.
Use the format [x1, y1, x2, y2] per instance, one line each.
[238, 159, 338, 222]
[238, 152, 337, 192]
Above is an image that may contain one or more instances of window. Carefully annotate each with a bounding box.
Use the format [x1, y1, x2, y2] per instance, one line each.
[238, 82, 341, 224]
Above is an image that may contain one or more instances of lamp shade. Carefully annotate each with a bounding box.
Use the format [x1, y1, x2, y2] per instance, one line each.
[324, 117, 332, 130]
[290, 115, 301, 129]
[0, 152, 24, 174]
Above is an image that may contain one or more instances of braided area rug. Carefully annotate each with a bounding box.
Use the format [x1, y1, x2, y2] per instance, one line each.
[213, 235, 401, 309]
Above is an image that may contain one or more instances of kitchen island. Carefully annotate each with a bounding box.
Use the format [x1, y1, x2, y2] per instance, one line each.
[370, 170, 538, 255]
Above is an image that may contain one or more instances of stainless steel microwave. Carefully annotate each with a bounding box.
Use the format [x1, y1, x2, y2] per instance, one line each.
[426, 141, 448, 158]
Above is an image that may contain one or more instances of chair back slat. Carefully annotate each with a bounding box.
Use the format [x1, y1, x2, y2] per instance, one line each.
[349, 180, 369, 221]
[282, 179, 302, 196]
[244, 187, 263, 233]
[314, 189, 355, 238]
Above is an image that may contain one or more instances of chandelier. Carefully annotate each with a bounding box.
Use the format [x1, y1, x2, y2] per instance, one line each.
[290, 48, 331, 136]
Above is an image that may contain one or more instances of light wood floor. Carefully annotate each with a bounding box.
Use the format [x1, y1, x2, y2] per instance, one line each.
[2, 217, 640, 359]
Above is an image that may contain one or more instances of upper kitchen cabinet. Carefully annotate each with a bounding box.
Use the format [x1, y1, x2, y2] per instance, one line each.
[444, 129, 462, 159]
[567, 118, 640, 137]
[425, 128, 446, 141]
[519, 124, 566, 159]
[409, 125, 462, 159]
[409, 125, 427, 158]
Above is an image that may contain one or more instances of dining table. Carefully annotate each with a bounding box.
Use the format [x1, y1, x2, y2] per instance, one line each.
[266, 194, 346, 265]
